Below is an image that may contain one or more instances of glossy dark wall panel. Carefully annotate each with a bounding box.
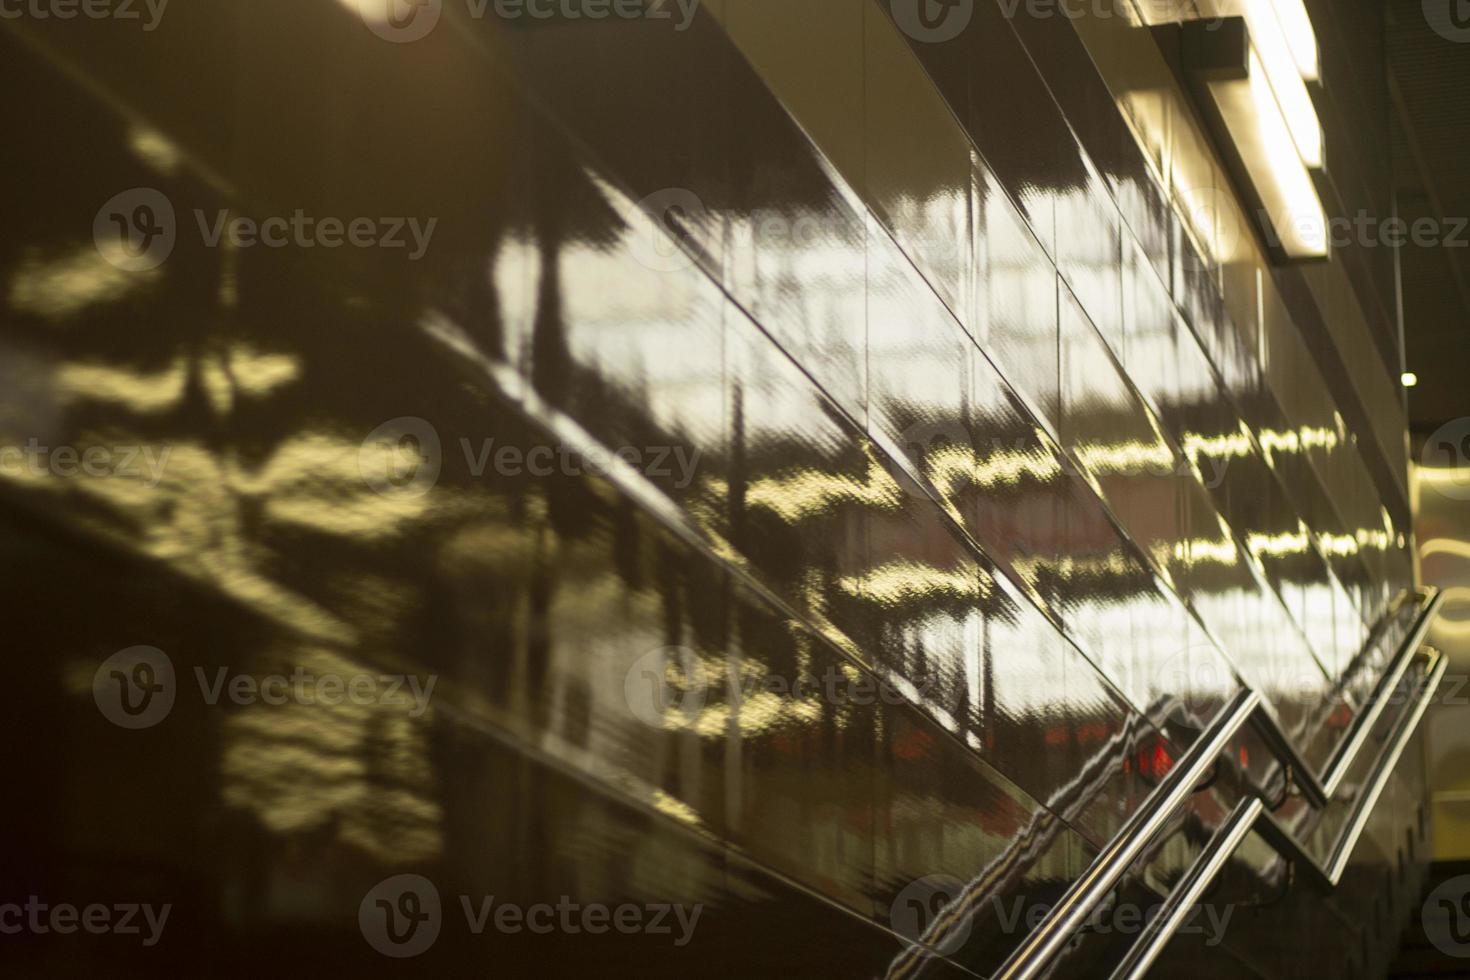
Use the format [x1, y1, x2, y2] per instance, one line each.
[0, 1, 1425, 977]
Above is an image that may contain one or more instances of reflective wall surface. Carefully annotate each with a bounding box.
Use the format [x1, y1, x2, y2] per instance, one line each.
[1416, 460, 1470, 861]
[0, 2, 1426, 977]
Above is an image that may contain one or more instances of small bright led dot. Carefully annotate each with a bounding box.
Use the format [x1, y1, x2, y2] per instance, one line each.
[1401, 372, 1419, 388]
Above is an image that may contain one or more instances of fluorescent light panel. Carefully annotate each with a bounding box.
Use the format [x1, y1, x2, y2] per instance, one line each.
[1244, 0, 1322, 167]
[1267, 0, 1320, 81]
[1204, 47, 1328, 258]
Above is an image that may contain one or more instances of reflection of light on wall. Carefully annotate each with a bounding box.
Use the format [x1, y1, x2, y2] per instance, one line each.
[1258, 424, 1338, 461]
[1015, 550, 1138, 586]
[128, 125, 183, 175]
[9, 247, 150, 321]
[1423, 538, 1470, 562]
[1167, 535, 1240, 567]
[838, 559, 991, 606]
[1182, 425, 1254, 468]
[1318, 532, 1360, 558]
[1246, 526, 1310, 559]
[1426, 586, 1470, 639]
[200, 344, 301, 413]
[221, 646, 442, 862]
[744, 454, 905, 523]
[1419, 467, 1470, 496]
[1420, 537, 1470, 640]
[650, 790, 701, 827]
[1355, 527, 1391, 553]
[1076, 437, 1173, 476]
[924, 440, 1063, 495]
[57, 357, 188, 413]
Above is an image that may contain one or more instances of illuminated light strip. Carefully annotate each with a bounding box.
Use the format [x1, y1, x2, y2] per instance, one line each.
[1189, 18, 1328, 260]
[1244, 0, 1321, 166]
[1267, 0, 1319, 81]
[1245, 48, 1326, 253]
[1207, 48, 1326, 257]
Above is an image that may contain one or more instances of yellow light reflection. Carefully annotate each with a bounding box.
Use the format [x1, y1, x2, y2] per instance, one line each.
[9, 246, 150, 321]
[1258, 423, 1339, 462]
[838, 559, 992, 606]
[1246, 526, 1310, 560]
[923, 439, 1063, 495]
[743, 453, 905, 523]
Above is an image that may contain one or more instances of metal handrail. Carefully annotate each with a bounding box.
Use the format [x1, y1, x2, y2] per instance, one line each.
[1248, 588, 1443, 808]
[1107, 796, 1265, 980]
[994, 588, 1444, 980]
[1320, 589, 1444, 799]
[1323, 646, 1447, 885]
[992, 687, 1263, 980]
[1107, 645, 1446, 977]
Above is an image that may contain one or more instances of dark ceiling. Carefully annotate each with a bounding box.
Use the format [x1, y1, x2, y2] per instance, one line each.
[1387, 0, 1470, 434]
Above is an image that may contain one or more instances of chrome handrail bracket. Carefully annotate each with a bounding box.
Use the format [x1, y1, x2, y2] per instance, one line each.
[992, 688, 1261, 980]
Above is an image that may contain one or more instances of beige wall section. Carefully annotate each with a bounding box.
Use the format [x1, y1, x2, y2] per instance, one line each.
[1071, 0, 1407, 502]
[1415, 464, 1470, 860]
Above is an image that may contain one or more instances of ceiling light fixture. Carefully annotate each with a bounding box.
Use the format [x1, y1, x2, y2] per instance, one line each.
[1183, 11, 1328, 261]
